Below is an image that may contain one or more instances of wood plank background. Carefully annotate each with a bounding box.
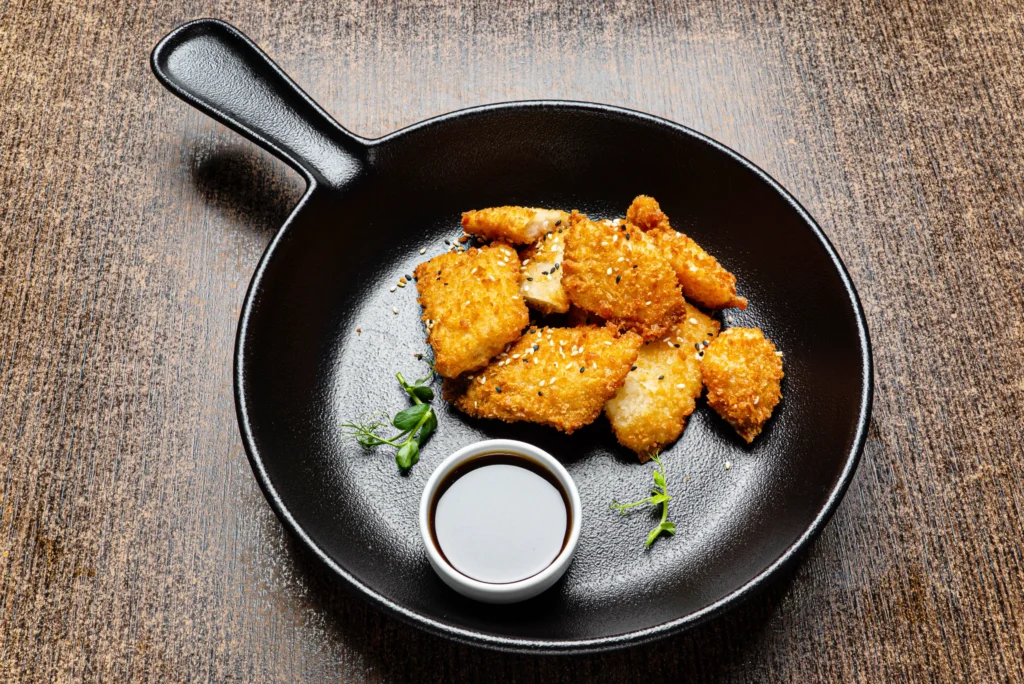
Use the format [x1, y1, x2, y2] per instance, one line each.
[2, 0, 1023, 680]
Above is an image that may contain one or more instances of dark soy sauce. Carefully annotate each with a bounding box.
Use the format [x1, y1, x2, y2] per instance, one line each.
[429, 454, 572, 584]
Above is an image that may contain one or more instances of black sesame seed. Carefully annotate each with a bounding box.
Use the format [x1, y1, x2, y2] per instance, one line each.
[405, 274, 412, 281]
[695, 343, 701, 351]
[496, 387, 502, 393]
[631, 365, 637, 371]
[538, 391, 543, 396]
[616, 275, 621, 283]
[674, 343, 680, 348]
[702, 340, 709, 347]
[444, 239, 450, 245]
[541, 270, 548, 276]
[579, 367, 585, 373]
[632, 264, 638, 269]
[658, 375, 665, 380]
[625, 233, 631, 240]
[533, 344, 540, 351]
[555, 219, 562, 226]
[527, 277, 534, 281]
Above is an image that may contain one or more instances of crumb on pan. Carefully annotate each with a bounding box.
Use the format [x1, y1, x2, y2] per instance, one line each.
[605, 300, 720, 461]
[518, 229, 570, 314]
[561, 211, 684, 340]
[414, 243, 528, 378]
[444, 325, 642, 433]
[701, 327, 784, 443]
[626, 195, 747, 310]
[461, 206, 569, 245]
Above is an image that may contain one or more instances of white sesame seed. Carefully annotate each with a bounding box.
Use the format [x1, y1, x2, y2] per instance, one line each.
[725, 461, 732, 470]
[776, 351, 784, 357]
[689, 318, 698, 325]
[539, 380, 546, 387]
[523, 259, 530, 265]
[390, 286, 396, 292]
[392, 307, 398, 314]
[645, 301, 651, 306]
[604, 341, 612, 345]
[419, 248, 426, 254]
[471, 267, 478, 274]
[617, 257, 625, 262]
[606, 267, 613, 275]
[754, 396, 760, 405]
[479, 376, 486, 384]
[663, 337, 671, 342]
[474, 401, 478, 408]
[676, 383, 685, 389]
[695, 353, 703, 361]
[727, 316, 734, 323]
[523, 285, 530, 291]
[512, 354, 521, 359]
[549, 377, 556, 384]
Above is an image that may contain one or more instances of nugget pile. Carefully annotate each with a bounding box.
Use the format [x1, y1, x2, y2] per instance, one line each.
[414, 196, 783, 460]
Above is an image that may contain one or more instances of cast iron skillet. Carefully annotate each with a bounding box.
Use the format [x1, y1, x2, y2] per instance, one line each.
[152, 19, 872, 654]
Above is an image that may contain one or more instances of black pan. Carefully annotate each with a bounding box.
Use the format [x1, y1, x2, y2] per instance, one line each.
[152, 19, 872, 654]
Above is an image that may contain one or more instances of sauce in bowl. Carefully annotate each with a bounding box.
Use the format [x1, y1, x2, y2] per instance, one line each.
[429, 454, 571, 584]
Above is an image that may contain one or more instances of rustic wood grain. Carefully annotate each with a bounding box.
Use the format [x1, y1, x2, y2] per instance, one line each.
[2, 0, 1023, 681]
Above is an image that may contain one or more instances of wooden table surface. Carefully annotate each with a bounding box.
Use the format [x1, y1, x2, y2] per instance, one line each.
[3, 1, 1023, 681]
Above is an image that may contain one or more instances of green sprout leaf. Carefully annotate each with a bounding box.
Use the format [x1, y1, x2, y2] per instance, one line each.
[342, 362, 438, 471]
[610, 454, 678, 548]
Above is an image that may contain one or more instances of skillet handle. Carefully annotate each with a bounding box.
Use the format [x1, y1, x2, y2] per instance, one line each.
[151, 18, 365, 187]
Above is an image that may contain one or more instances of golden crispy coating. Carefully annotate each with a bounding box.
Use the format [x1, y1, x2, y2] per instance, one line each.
[605, 301, 720, 461]
[701, 327, 784, 443]
[561, 211, 684, 340]
[626, 195, 747, 311]
[518, 230, 569, 314]
[444, 326, 642, 434]
[461, 206, 570, 245]
[414, 244, 529, 378]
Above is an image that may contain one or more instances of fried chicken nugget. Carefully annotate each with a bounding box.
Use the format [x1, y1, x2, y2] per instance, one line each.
[561, 211, 684, 340]
[626, 195, 748, 310]
[701, 327, 784, 443]
[605, 301, 720, 461]
[444, 326, 642, 433]
[461, 206, 570, 245]
[414, 244, 529, 378]
[518, 229, 569, 314]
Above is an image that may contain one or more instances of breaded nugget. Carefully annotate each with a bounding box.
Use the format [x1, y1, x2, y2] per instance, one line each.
[444, 326, 642, 433]
[518, 230, 569, 314]
[561, 211, 684, 340]
[626, 195, 747, 310]
[701, 327, 784, 443]
[461, 206, 569, 245]
[414, 244, 529, 378]
[605, 301, 720, 461]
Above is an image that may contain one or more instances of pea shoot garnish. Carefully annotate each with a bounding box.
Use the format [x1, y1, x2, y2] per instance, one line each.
[609, 454, 677, 547]
[341, 371, 438, 471]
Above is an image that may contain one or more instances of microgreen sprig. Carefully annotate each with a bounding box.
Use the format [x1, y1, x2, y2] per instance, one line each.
[341, 371, 438, 471]
[610, 454, 677, 547]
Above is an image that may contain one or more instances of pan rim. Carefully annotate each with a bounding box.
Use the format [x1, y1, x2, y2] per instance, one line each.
[233, 99, 874, 654]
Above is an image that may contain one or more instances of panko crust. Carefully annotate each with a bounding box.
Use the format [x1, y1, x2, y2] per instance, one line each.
[461, 206, 570, 245]
[518, 229, 569, 314]
[414, 244, 529, 378]
[561, 211, 684, 340]
[605, 301, 720, 461]
[627, 195, 747, 311]
[701, 327, 784, 443]
[444, 326, 642, 434]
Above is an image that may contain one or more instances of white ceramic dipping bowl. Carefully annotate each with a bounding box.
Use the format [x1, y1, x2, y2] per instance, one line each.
[418, 439, 582, 604]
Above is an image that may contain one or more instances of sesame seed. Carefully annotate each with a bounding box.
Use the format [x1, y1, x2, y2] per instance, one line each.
[676, 383, 685, 389]
[754, 396, 760, 405]
[538, 391, 543, 396]
[606, 267, 613, 275]
[727, 316, 734, 323]
[495, 387, 502, 393]
[540, 380, 546, 387]
[689, 318, 698, 325]
[479, 376, 486, 384]
[471, 267, 478, 274]
[392, 307, 398, 314]
[631, 365, 637, 371]
[390, 286, 396, 292]
[549, 377, 556, 384]
[405, 274, 412, 280]
[776, 351, 784, 357]
[523, 259, 530, 265]
[397, 282, 406, 288]
[725, 461, 732, 470]
[658, 375, 664, 380]
[555, 219, 562, 226]
[695, 343, 701, 351]
[419, 248, 426, 254]
[512, 354, 521, 359]
[645, 301, 651, 306]
[579, 367, 585, 373]
[696, 353, 703, 360]
[616, 275, 621, 283]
